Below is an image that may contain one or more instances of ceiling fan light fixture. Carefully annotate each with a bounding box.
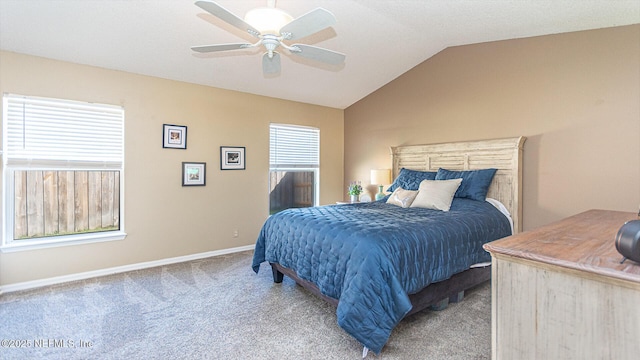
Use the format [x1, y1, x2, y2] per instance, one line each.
[192, 1, 345, 75]
[244, 7, 293, 35]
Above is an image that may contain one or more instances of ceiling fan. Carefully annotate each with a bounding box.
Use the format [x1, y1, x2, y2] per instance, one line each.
[191, 0, 346, 75]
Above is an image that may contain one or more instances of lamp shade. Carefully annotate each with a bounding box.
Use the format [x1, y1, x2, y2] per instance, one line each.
[244, 7, 293, 35]
[371, 169, 391, 185]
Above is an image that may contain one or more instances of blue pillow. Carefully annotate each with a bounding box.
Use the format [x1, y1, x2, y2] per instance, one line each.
[387, 168, 437, 192]
[435, 168, 497, 201]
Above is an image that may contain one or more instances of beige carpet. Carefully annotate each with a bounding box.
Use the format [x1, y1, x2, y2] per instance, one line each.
[0, 250, 491, 359]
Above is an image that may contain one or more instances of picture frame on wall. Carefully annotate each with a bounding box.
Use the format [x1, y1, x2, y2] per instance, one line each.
[182, 162, 206, 186]
[220, 146, 245, 170]
[163, 124, 187, 149]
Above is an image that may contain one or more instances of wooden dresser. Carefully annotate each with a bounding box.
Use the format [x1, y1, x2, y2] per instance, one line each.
[483, 209, 640, 360]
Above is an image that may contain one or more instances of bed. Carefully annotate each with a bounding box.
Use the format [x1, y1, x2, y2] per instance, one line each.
[252, 136, 525, 354]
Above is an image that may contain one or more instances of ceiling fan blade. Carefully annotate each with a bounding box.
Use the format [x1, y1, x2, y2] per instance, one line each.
[195, 1, 260, 38]
[290, 44, 345, 65]
[191, 43, 253, 53]
[263, 52, 281, 75]
[279, 8, 336, 40]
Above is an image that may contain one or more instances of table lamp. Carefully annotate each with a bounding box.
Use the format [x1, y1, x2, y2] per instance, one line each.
[371, 169, 392, 201]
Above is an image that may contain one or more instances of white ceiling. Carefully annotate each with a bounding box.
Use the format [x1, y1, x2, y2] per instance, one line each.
[1, 1, 638, 109]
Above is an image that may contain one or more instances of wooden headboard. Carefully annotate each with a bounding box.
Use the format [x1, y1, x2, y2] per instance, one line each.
[390, 137, 526, 233]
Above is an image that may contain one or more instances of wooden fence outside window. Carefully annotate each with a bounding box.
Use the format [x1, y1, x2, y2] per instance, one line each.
[269, 171, 314, 214]
[14, 170, 120, 239]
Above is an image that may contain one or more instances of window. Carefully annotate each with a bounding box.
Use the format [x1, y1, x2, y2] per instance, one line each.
[2, 94, 125, 251]
[269, 124, 319, 214]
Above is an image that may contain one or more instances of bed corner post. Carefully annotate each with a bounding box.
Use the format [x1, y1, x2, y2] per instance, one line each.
[389, 146, 398, 180]
[270, 263, 284, 283]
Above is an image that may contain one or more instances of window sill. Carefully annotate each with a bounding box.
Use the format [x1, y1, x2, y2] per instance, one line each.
[0, 231, 127, 253]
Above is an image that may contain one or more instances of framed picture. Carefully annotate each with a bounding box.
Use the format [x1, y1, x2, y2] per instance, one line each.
[182, 162, 206, 186]
[220, 146, 245, 170]
[163, 124, 187, 149]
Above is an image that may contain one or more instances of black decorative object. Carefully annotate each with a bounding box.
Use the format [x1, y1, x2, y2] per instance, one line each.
[615, 219, 640, 264]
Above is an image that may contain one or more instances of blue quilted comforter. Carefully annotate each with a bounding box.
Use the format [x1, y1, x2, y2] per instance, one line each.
[252, 198, 510, 354]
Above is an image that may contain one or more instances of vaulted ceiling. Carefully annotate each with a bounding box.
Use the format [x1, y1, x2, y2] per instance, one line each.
[1, 1, 638, 109]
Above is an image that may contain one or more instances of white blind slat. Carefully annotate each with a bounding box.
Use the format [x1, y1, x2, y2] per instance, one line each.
[270, 124, 319, 168]
[4, 94, 124, 165]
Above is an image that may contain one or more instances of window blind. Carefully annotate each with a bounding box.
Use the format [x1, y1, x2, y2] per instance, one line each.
[3, 94, 124, 168]
[269, 124, 319, 169]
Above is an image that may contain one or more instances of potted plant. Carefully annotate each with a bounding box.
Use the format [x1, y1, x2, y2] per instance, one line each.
[348, 181, 363, 203]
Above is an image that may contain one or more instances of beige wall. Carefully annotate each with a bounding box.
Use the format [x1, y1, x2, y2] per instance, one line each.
[2, 24, 638, 287]
[0, 51, 344, 286]
[345, 25, 640, 230]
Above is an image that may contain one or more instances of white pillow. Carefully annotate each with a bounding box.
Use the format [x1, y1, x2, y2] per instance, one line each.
[386, 187, 418, 208]
[410, 178, 463, 212]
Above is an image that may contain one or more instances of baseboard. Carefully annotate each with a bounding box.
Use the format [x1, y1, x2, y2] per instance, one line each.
[0, 244, 255, 295]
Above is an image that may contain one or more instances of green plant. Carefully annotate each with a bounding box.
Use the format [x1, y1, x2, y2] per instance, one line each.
[348, 181, 363, 196]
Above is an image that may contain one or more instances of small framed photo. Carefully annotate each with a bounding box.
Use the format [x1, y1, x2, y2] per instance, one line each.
[163, 124, 187, 149]
[220, 146, 245, 170]
[182, 162, 206, 186]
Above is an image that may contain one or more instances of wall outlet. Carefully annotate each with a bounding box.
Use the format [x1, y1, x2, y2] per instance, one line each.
[233, 230, 239, 238]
